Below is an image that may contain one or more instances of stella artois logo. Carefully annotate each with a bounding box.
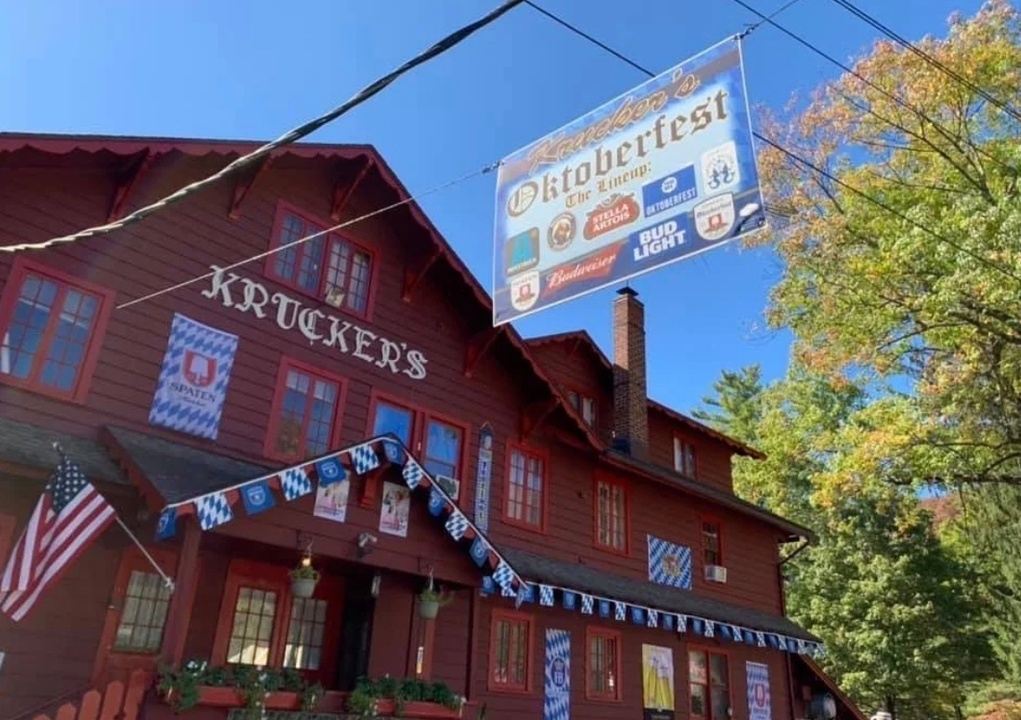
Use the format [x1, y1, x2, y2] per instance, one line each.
[183, 350, 217, 388]
[583, 193, 639, 240]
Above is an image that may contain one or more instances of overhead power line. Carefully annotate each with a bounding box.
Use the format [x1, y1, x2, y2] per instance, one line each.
[829, 0, 1021, 124]
[116, 161, 498, 310]
[524, 1, 1021, 285]
[1, 0, 525, 255]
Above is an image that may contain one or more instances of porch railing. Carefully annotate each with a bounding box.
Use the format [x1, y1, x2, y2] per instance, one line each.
[12, 669, 150, 720]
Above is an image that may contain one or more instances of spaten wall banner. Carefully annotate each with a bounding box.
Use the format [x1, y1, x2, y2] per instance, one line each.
[492, 36, 765, 324]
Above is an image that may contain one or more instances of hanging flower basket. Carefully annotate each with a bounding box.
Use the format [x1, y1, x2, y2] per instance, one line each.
[418, 576, 453, 619]
[290, 559, 321, 599]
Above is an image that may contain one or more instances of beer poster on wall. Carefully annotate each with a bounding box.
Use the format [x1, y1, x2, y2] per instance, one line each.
[492, 36, 765, 324]
[379, 481, 411, 537]
[149, 313, 238, 439]
[746, 662, 772, 720]
[642, 644, 675, 720]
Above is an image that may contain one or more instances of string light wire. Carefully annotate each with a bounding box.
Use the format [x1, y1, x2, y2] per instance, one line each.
[0, 0, 525, 255]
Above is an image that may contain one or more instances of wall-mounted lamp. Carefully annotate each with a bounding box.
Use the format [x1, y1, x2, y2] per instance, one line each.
[357, 532, 378, 558]
[370, 571, 382, 599]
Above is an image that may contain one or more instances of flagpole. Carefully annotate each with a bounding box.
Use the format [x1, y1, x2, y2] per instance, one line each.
[51, 441, 175, 592]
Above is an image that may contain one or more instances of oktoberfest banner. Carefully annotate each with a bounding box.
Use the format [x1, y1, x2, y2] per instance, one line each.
[544, 629, 571, 720]
[149, 313, 238, 439]
[493, 36, 764, 324]
[746, 662, 772, 720]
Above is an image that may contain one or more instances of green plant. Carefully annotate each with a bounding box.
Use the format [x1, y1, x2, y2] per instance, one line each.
[157, 660, 324, 715]
[345, 676, 464, 717]
[289, 563, 321, 582]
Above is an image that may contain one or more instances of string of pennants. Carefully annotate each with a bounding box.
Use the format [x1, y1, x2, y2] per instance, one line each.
[152, 434, 530, 597]
[480, 578, 825, 658]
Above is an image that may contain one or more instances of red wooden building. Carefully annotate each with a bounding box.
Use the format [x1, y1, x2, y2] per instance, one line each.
[0, 133, 862, 720]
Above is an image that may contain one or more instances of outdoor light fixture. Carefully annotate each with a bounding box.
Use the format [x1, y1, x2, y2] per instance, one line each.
[370, 571, 382, 598]
[357, 531, 378, 558]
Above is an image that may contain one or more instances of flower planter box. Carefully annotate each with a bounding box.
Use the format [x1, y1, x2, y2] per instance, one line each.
[374, 699, 463, 719]
[184, 687, 460, 717]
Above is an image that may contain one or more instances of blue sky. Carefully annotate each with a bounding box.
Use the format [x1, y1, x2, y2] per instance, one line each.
[0, 0, 985, 412]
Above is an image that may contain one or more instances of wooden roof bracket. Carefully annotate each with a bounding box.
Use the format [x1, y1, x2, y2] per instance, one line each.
[107, 149, 155, 221]
[402, 246, 442, 302]
[331, 154, 374, 221]
[464, 326, 501, 377]
[228, 154, 274, 220]
[519, 397, 559, 439]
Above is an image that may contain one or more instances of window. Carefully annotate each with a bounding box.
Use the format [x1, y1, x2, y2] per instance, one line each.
[586, 627, 621, 701]
[423, 417, 463, 479]
[567, 390, 597, 426]
[689, 649, 730, 719]
[702, 519, 723, 567]
[213, 561, 343, 684]
[265, 358, 345, 461]
[113, 570, 172, 653]
[505, 445, 545, 530]
[489, 610, 532, 692]
[0, 259, 113, 402]
[594, 476, 628, 553]
[372, 398, 414, 445]
[266, 205, 374, 317]
[673, 437, 697, 478]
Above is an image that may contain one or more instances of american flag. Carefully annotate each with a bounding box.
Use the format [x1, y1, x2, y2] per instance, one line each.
[0, 454, 115, 622]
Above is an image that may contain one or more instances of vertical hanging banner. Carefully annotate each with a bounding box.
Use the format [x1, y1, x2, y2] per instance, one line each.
[473, 424, 494, 532]
[642, 644, 675, 720]
[746, 662, 772, 720]
[544, 629, 571, 720]
[149, 313, 238, 439]
[493, 36, 765, 324]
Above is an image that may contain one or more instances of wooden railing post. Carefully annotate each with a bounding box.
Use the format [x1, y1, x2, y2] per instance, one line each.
[159, 517, 201, 667]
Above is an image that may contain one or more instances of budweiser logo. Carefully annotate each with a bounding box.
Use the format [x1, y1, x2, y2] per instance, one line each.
[546, 244, 622, 293]
[584, 194, 639, 240]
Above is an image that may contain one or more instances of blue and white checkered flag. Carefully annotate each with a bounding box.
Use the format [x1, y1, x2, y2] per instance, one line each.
[614, 601, 626, 621]
[647, 534, 693, 589]
[677, 614, 688, 633]
[796, 639, 808, 655]
[501, 583, 516, 598]
[281, 466, 313, 501]
[493, 560, 514, 592]
[383, 439, 404, 464]
[704, 621, 716, 638]
[580, 594, 594, 615]
[647, 609, 659, 628]
[196, 491, 233, 530]
[756, 631, 767, 648]
[402, 458, 424, 490]
[350, 444, 380, 475]
[445, 511, 469, 541]
[539, 585, 555, 606]
[730, 624, 743, 641]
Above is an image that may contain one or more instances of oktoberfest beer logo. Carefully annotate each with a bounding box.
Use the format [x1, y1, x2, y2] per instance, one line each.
[547, 212, 577, 251]
[694, 194, 735, 241]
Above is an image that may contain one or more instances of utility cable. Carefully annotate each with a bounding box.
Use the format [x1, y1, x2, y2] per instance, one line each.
[116, 161, 498, 309]
[727, 0, 1014, 174]
[0, 0, 525, 255]
[525, 1, 1021, 285]
[829, 0, 1021, 124]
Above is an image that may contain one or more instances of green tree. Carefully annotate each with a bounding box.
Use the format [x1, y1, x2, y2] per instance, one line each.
[753, 0, 1021, 489]
[698, 369, 989, 719]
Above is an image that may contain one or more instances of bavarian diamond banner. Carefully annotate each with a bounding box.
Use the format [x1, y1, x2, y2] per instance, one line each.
[544, 629, 571, 720]
[648, 534, 693, 590]
[746, 661, 772, 720]
[149, 313, 238, 439]
[493, 36, 764, 324]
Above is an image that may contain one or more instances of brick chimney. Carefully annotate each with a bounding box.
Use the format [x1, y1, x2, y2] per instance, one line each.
[612, 287, 648, 458]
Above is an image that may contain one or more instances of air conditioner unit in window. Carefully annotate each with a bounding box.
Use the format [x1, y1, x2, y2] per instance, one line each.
[705, 565, 728, 583]
[434, 474, 460, 501]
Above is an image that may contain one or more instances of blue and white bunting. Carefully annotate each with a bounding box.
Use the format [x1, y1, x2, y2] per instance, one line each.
[502, 583, 516, 598]
[383, 439, 404, 464]
[241, 479, 276, 515]
[580, 594, 594, 615]
[630, 606, 646, 625]
[351, 444, 380, 475]
[756, 631, 767, 648]
[196, 492, 233, 530]
[677, 615, 688, 633]
[470, 536, 489, 567]
[614, 601, 626, 621]
[314, 456, 346, 486]
[281, 466, 313, 501]
[155, 507, 177, 541]
[481, 576, 497, 596]
[647, 609, 659, 628]
[563, 591, 577, 611]
[493, 560, 514, 591]
[445, 511, 469, 541]
[662, 613, 675, 631]
[428, 488, 447, 517]
[515, 583, 533, 608]
[539, 585, 555, 607]
[704, 620, 716, 638]
[598, 600, 611, 619]
[402, 458, 424, 490]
